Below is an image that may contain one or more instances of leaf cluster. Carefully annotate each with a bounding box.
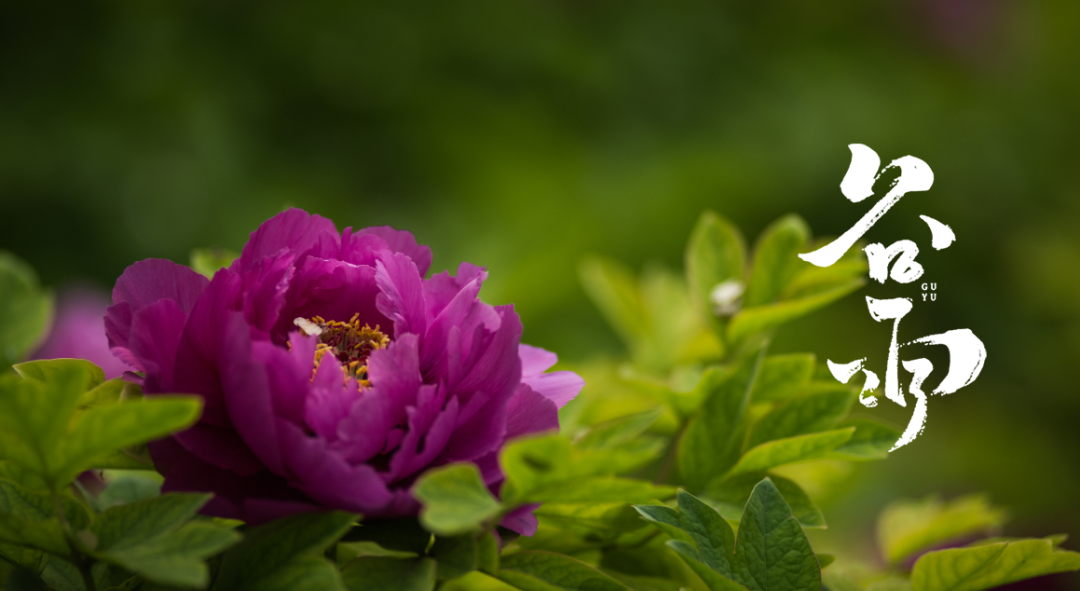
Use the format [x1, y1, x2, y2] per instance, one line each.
[2, 224, 1076, 591]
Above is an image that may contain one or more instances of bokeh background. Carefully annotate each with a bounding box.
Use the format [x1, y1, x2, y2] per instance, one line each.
[2, 0, 1078, 581]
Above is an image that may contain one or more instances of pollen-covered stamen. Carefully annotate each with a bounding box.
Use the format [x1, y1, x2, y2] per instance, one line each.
[294, 314, 390, 387]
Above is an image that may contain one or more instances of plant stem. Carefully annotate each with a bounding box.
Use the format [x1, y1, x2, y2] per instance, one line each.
[654, 422, 687, 485]
[52, 490, 97, 591]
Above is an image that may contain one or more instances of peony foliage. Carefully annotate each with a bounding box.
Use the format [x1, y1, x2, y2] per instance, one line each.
[0, 211, 1077, 591]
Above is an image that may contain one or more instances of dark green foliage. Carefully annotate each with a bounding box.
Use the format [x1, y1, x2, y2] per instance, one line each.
[211, 511, 354, 591]
[0, 252, 52, 370]
[90, 495, 239, 588]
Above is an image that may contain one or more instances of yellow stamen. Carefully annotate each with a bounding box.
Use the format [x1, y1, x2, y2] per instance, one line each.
[302, 314, 390, 388]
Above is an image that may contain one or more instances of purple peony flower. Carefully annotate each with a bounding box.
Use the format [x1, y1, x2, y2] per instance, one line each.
[105, 208, 583, 533]
[32, 288, 132, 380]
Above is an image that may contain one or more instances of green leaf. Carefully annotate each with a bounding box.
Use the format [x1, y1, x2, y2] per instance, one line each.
[703, 473, 825, 529]
[912, 538, 1080, 591]
[752, 354, 816, 403]
[725, 428, 855, 479]
[93, 561, 141, 591]
[498, 551, 632, 591]
[535, 503, 652, 538]
[726, 280, 863, 345]
[636, 481, 820, 591]
[213, 511, 355, 591]
[86, 449, 155, 471]
[817, 554, 835, 568]
[519, 477, 674, 504]
[91, 493, 211, 551]
[339, 518, 430, 555]
[746, 387, 854, 449]
[618, 370, 704, 419]
[414, 463, 502, 536]
[600, 545, 704, 590]
[640, 264, 718, 370]
[341, 556, 436, 591]
[41, 557, 85, 591]
[866, 577, 913, 591]
[574, 409, 664, 450]
[53, 396, 202, 486]
[744, 215, 810, 307]
[14, 358, 105, 391]
[89, 493, 239, 588]
[337, 540, 417, 565]
[99, 521, 240, 589]
[79, 379, 127, 410]
[0, 477, 87, 557]
[579, 255, 649, 346]
[0, 366, 85, 478]
[431, 535, 478, 581]
[501, 435, 661, 507]
[94, 473, 163, 511]
[877, 495, 1007, 564]
[678, 349, 765, 493]
[685, 211, 746, 326]
[0, 251, 53, 369]
[0, 541, 48, 572]
[0, 365, 201, 489]
[478, 532, 499, 575]
[256, 555, 346, 591]
[821, 570, 863, 591]
[827, 418, 901, 461]
[191, 247, 239, 279]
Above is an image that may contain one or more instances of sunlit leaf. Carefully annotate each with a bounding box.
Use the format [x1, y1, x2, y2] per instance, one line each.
[685, 211, 746, 336]
[744, 215, 810, 308]
[501, 434, 663, 506]
[877, 495, 1007, 564]
[827, 418, 900, 461]
[190, 247, 239, 279]
[752, 354, 816, 403]
[574, 408, 664, 450]
[727, 279, 863, 345]
[536, 503, 651, 538]
[498, 551, 632, 591]
[704, 473, 825, 529]
[724, 428, 854, 479]
[912, 538, 1080, 591]
[746, 387, 854, 449]
[0, 366, 85, 477]
[579, 255, 649, 346]
[678, 349, 764, 493]
[14, 358, 104, 391]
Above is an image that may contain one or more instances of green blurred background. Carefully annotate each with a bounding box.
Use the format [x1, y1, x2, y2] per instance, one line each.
[1, 0, 1078, 573]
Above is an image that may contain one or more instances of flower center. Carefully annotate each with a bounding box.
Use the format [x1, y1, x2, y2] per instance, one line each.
[294, 314, 389, 387]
